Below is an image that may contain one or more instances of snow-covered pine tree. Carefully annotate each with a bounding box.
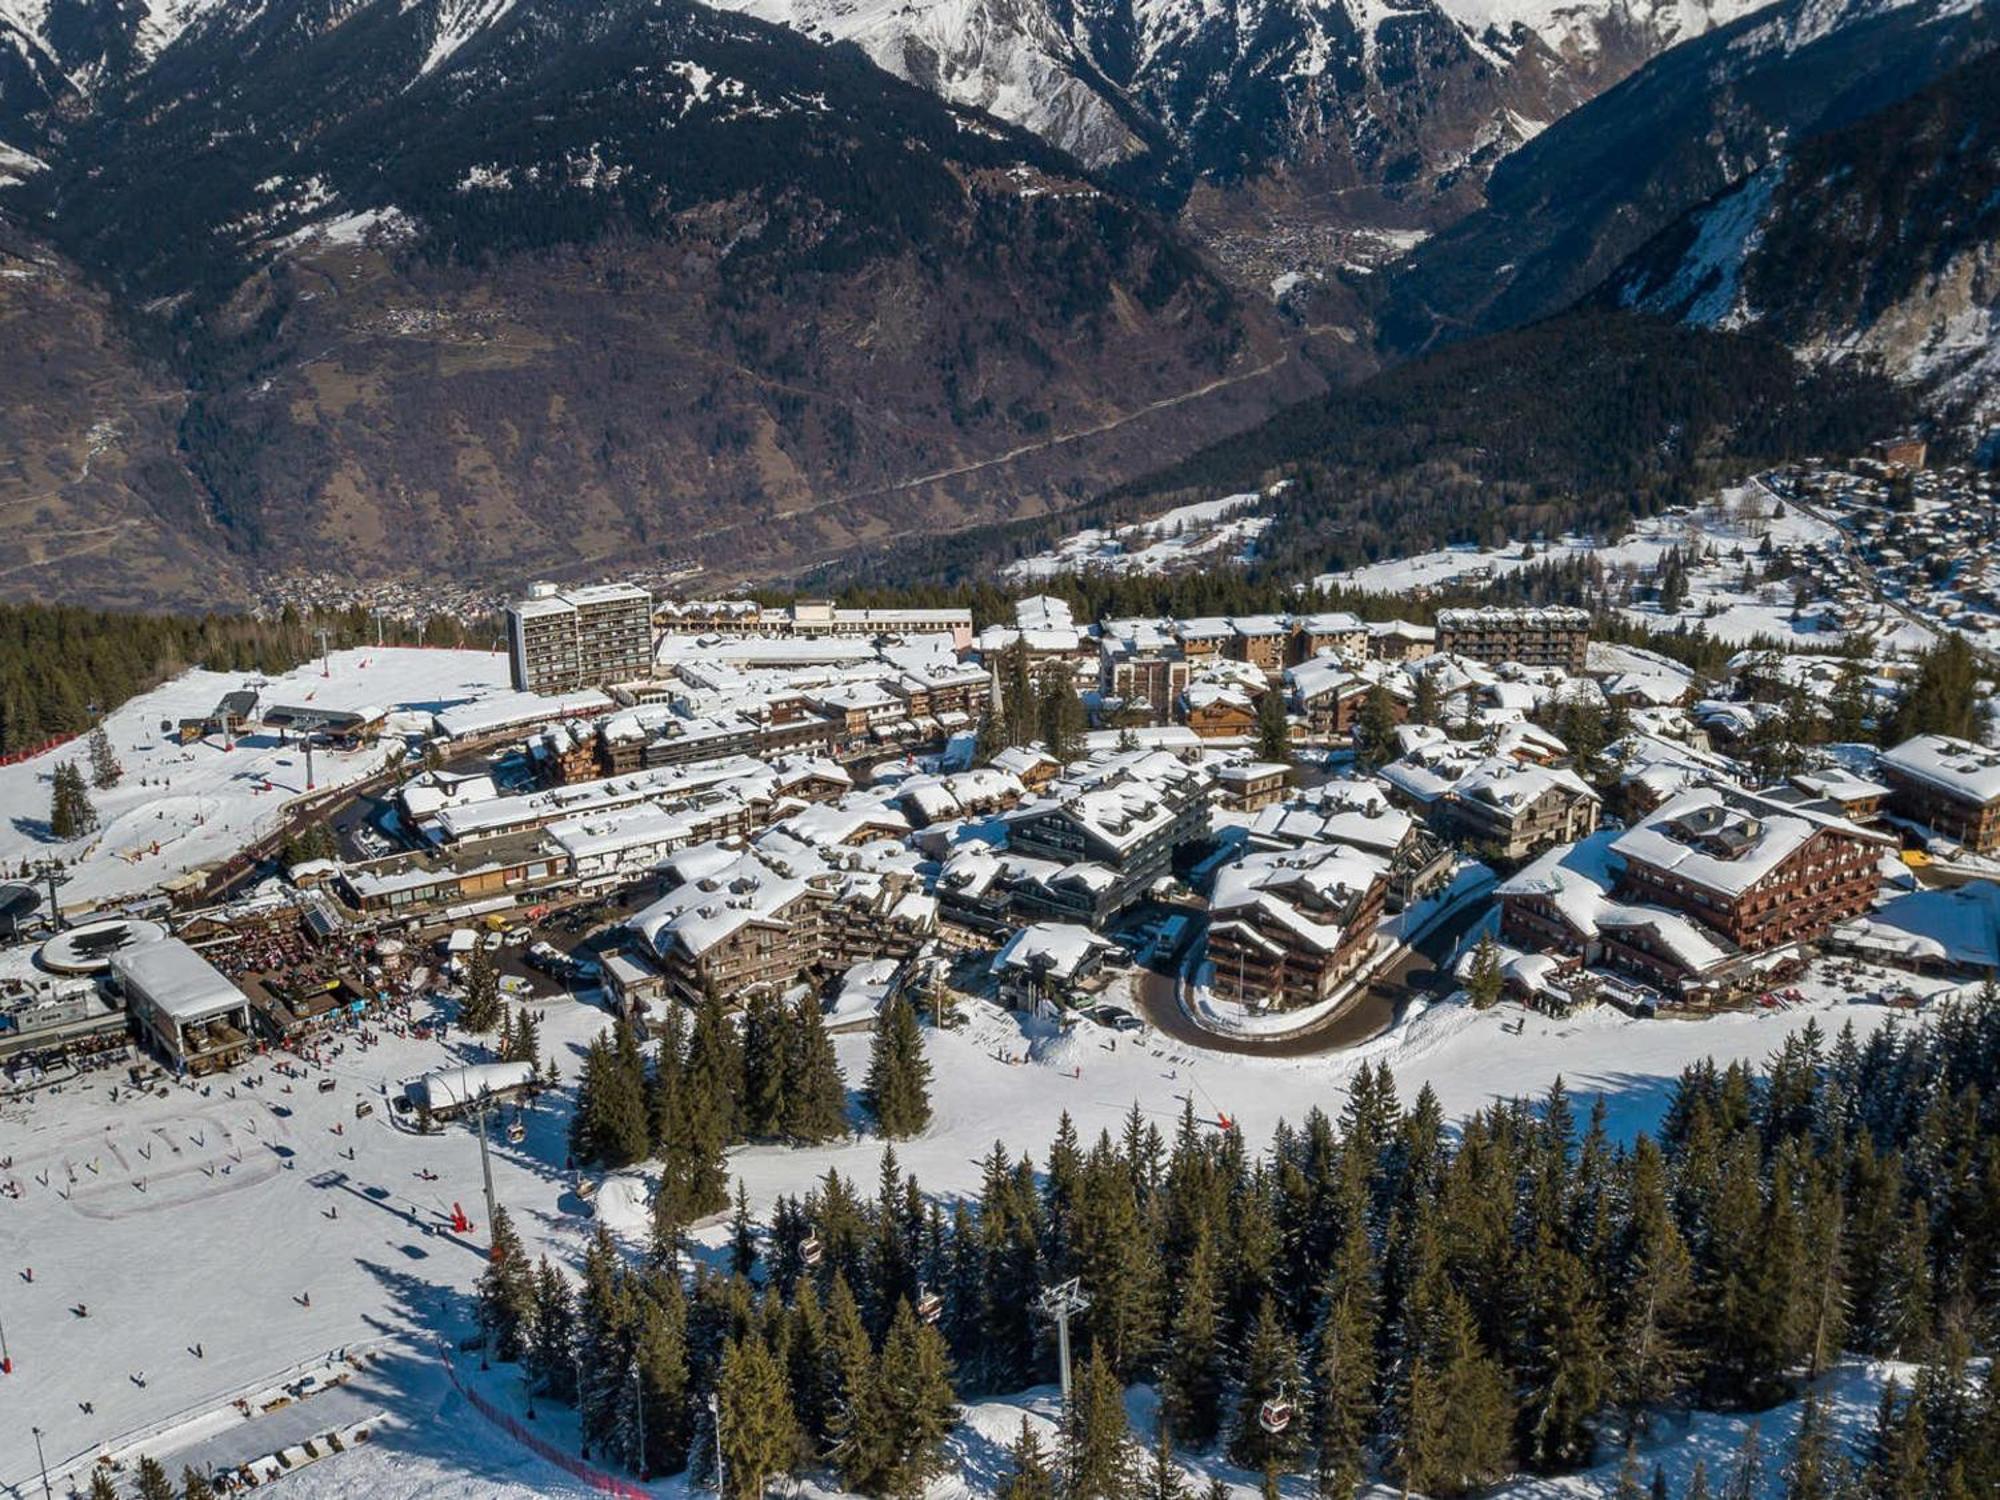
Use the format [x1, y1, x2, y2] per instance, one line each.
[864, 991, 932, 1139]
[87, 724, 121, 789]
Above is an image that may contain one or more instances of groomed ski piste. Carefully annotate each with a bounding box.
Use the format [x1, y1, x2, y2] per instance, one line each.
[0, 647, 520, 910]
[0, 957, 1961, 1499]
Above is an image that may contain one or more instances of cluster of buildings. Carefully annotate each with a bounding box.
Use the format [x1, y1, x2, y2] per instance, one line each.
[12, 556, 2000, 1087]
[1766, 457, 2000, 645]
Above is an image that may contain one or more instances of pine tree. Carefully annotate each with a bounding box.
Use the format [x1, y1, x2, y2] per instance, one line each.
[1412, 668, 1442, 728]
[1520, 1232, 1611, 1473]
[49, 759, 96, 839]
[478, 1205, 536, 1361]
[460, 943, 502, 1033]
[1724, 1422, 1764, 1500]
[133, 1458, 175, 1500]
[89, 1474, 118, 1500]
[1229, 1295, 1304, 1482]
[570, 1025, 650, 1170]
[1612, 1442, 1644, 1500]
[1464, 933, 1504, 1010]
[1066, 1347, 1136, 1500]
[741, 991, 790, 1139]
[1352, 686, 1399, 770]
[527, 1255, 578, 1402]
[1255, 686, 1293, 765]
[1785, 1392, 1832, 1500]
[1614, 1136, 1694, 1431]
[865, 992, 933, 1139]
[997, 1418, 1058, 1500]
[864, 1299, 960, 1495]
[1310, 1214, 1376, 1500]
[782, 994, 849, 1143]
[827, 1273, 890, 1490]
[181, 1467, 217, 1500]
[1396, 1282, 1513, 1498]
[577, 1227, 635, 1452]
[87, 723, 121, 789]
[509, 1007, 541, 1068]
[1145, 1423, 1191, 1500]
[631, 1267, 693, 1475]
[1161, 1228, 1226, 1448]
[719, 1333, 801, 1499]
[730, 1180, 759, 1279]
[1039, 667, 1088, 763]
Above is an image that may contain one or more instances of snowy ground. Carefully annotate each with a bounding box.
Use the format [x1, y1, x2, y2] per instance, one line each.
[0, 960, 1947, 1497]
[1311, 489, 1935, 654]
[0, 648, 511, 910]
[1000, 493, 1273, 584]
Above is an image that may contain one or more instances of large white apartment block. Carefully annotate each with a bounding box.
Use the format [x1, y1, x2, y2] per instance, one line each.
[507, 582, 655, 695]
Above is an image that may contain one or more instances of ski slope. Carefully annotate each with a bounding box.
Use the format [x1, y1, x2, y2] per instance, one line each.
[0, 957, 1961, 1496]
[0, 648, 511, 910]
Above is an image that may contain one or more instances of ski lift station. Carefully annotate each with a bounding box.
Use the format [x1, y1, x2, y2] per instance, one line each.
[404, 1061, 535, 1120]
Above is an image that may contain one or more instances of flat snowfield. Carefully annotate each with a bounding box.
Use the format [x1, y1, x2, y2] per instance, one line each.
[0, 648, 510, 909]
[0, 969, 1934, 1497]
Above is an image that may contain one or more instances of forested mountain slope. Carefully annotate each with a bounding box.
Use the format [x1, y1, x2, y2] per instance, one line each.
[1371, 0, 1997, 354]
[0, 0, 1310, 605]
[1610, 47, 2000, 432]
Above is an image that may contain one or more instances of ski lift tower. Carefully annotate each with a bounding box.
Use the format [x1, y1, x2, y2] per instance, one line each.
[474, 1086, 500, 1262]
[1036, 1277, 1091, 1405]
[28, 860, 70, 933]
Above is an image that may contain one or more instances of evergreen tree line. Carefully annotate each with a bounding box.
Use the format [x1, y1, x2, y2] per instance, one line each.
[0, 600, 496, 757]
[569, 990, 932, 1233]
[520, 999, 2000, 1496]
[978, 644, 1089, 762]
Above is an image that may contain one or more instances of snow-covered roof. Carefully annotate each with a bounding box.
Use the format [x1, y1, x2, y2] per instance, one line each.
[109, 937, 245, 1023]
[412, 1061, 536, 1112]
[1209, 844, 1388, 953]
[1832, 880, 2000, 970]
[1610, 786, 1880, 899]
[1497, 833, 1736, 974]
[990, 922, 1115, 982]
[1879, 735, 2000, 805]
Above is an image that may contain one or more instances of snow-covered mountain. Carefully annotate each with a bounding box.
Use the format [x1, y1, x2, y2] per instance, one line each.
[1613, 45, 2000, 428]
[704, 0, 1768, 173]
[1371, 0, 1995, 352]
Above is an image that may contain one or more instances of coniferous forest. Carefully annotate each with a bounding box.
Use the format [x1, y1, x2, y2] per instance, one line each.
[488, 1000, 2000, 1498]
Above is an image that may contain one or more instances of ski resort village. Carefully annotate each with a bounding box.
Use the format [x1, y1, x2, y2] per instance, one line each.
[3, 466, 2000, 1500]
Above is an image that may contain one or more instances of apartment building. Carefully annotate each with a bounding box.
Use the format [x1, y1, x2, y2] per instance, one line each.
[1435, 606, 1591, 672]
[1206, 846, 1389, 1009]
[1005, 760, 1210, 915]
[1612, 787, 1890, 952]
[507, 582, 655, 694]
[1877, 735, 2000, 854]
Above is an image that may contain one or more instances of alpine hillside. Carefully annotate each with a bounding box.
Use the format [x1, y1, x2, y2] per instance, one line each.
[0, 0, 1313, 607]
[1610, 46, 2000, 435]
